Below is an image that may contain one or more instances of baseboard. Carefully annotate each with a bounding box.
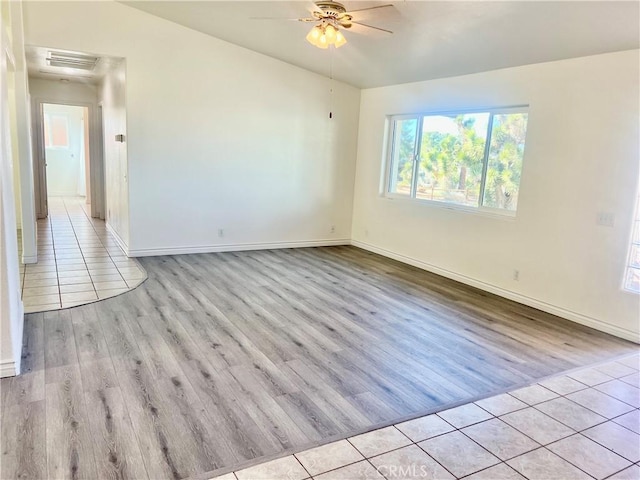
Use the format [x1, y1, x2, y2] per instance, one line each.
[10, 299, 24, 377]
[22, 222, 38, 264]
[0, 359, 18, 378]
[1, 291, 25, 378]
[106, 222, 131, 257]
[22, 254, 37, 264]
[351, 240, 640, 344]
[129, 238, 352, 257]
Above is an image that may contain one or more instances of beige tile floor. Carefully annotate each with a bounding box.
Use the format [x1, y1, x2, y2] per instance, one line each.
[18, 196, 146, 313]
[211, 352, 640, 480]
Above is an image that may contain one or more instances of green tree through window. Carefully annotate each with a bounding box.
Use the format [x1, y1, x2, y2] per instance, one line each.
[483, 113, 528, 210]
[386, 108, 529, 212]
[388, 118, 418, 195]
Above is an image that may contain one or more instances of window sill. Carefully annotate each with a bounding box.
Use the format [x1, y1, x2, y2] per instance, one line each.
[621, 286, 640, 296]
[382, 194, 517, 221]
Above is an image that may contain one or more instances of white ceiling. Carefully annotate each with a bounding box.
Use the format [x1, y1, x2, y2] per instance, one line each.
[122, 1, 640, 88]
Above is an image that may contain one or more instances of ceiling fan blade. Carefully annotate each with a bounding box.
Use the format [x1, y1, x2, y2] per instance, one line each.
[346, 4, 394, 14]
[350, 21, 393, 34]
[306, 2, 323, 15]
[249, 17, 317, 22]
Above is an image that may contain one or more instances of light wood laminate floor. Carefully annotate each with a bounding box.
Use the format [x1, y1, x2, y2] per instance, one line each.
[222, 352, 640, 480]
[1, 246, 636, 480]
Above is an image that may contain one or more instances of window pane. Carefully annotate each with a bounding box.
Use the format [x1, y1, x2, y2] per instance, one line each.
[43, 114, 51, 147]
[482, 112, 528, 211]
[624, 267, 640, 294]
[630, 245, 640, 268]
[624, 187, 640, 294]
[417, 113, 489, 207]
[388, 118, 418, 196]
[50, 115, 69, 147]
[632, 221, 640, 245]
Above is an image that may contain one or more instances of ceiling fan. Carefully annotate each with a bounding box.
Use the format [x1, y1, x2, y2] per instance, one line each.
[253, 1, 394, 49]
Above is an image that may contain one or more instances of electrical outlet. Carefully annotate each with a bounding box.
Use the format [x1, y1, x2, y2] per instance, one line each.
[513, 269, 519, 281]
[218, 229, 224, 238]
[330, 225, 336, 234]
[364, 229, 369, 237]
[596, 212, 615, 227]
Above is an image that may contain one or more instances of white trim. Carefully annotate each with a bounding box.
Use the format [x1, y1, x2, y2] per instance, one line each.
[622, 175, 640, 294]
[106, 221, 130, 256]
[129, 239, 352, 257]
[12, 300, 23, 376]
[382, 195, 517, 221]
[387, 105, 530, 123]
[22, 254, 37, 264]
[351, 239, 640, 344]
[1, 278, 22, 379]
[0, 359, 17, 378]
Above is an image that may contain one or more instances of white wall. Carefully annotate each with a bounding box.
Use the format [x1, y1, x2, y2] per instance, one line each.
[0, 0, 25, 377]
[42, 103, 85, 196]
[99, 59, 128, 245]
[352, 50, 640, 342]
[23, 1, 361, 255]
[9, 78, 22, 228]
[29, 77, 98, 105]
[9, 1, 36, 265]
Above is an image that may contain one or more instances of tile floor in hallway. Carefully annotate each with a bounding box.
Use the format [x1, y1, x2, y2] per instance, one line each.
[18, 196, 146, 313]
[212, 352, 640, 480]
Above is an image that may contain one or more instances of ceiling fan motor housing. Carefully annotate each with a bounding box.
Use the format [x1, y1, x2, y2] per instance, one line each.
[314, 1, 353, 28]
[315, 1, 347, 17]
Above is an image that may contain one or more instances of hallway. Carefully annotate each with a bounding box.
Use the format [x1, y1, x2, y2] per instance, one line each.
[18, 197, 146, 312]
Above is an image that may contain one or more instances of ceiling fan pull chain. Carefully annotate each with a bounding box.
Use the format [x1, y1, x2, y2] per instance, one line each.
[329, 47, 334, 119]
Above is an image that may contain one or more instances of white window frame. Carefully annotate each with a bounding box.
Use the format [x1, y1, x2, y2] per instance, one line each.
[623, 185, 640, 294]
[383, 105, 529, 217]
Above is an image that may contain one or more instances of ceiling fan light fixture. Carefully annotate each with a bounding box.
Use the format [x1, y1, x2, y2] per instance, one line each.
[325, 24, 337, 42]
[258, 1, 390, 50]
[306, 25, 323, 45]
[334, 30, 347, 48]
[306, 23, 347, 49]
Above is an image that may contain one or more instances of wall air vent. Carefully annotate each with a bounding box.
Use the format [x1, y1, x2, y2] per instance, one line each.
[47, 51, 99, 71]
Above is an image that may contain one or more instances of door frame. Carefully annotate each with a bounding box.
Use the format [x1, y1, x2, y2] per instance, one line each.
[31, 98, 105, 219]
[97, 102, 106, 221]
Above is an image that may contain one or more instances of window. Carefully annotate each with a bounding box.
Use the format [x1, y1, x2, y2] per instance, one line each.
[624, 192, 640, 293]
[43, 113, 69, 148]
[386, 107, 529, 213]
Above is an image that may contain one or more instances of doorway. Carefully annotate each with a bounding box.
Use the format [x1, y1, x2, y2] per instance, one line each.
[33, 99, 105, 220]
[42, 103, 89, 201]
